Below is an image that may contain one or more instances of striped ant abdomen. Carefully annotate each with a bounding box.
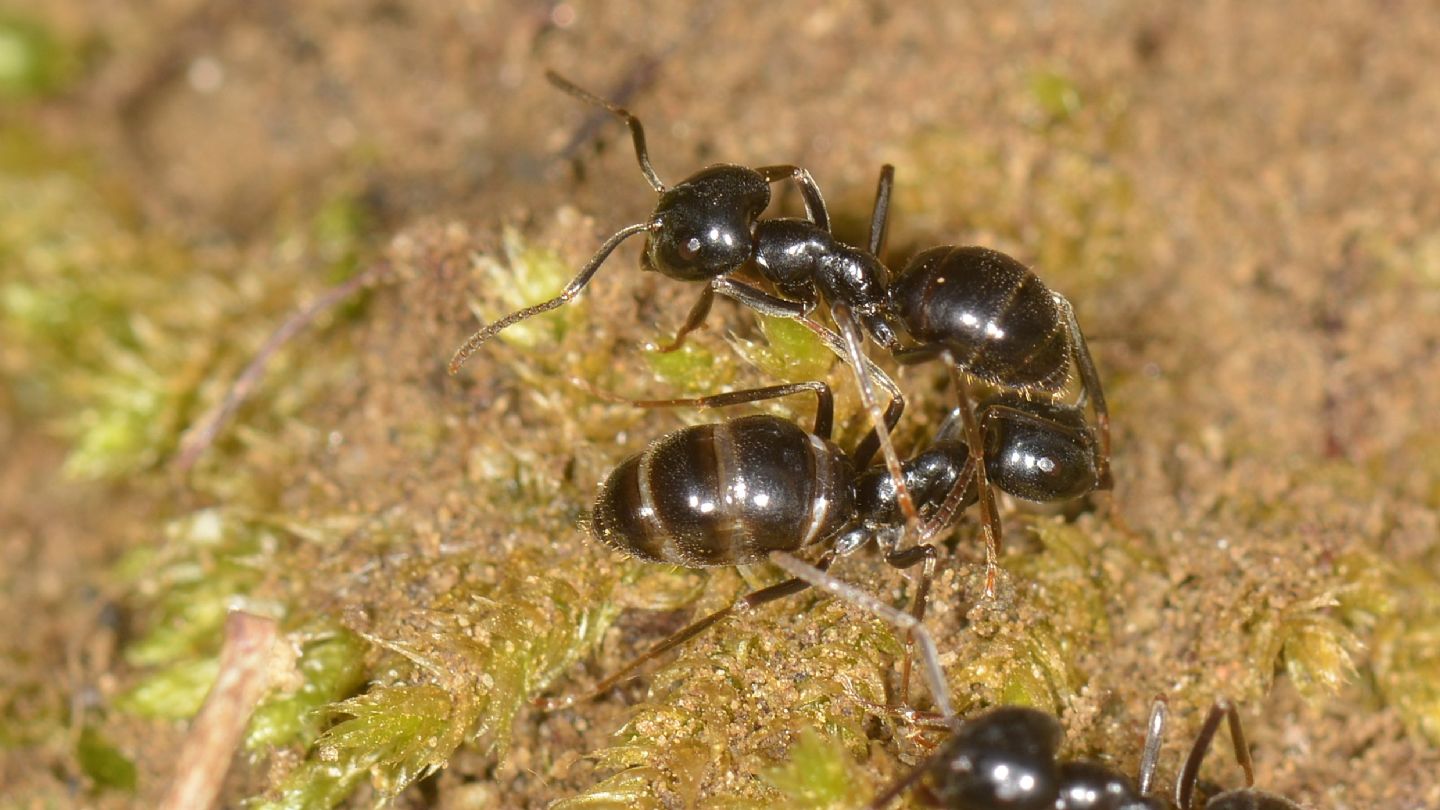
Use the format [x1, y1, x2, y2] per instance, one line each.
[591, 414, 854, 567]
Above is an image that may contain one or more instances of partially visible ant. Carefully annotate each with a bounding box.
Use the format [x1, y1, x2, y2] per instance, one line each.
[846, 694, 1302, 810]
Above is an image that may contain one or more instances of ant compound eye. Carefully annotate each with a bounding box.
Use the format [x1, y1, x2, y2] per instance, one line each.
[681, 236, 702, 259]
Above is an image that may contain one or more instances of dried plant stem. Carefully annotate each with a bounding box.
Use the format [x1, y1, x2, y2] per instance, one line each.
[160, 611, 280, 810]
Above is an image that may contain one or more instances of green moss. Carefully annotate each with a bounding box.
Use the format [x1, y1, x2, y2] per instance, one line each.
[246, 629, 369, 751]
[252, 547, 621, 808]
[0, 13, 76, 99]
[114, 657, 222, 720]
[118, 509, 274, 670]
[1027, 69, 1083, 126]
[1372, 560, 1440, 745]
[763, 727, 873, 810]
[75, 725, 138, 793]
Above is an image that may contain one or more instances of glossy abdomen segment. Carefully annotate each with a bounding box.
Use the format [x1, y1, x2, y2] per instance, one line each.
[591, 414, 853, 566]
[891, 245, 1070, 392]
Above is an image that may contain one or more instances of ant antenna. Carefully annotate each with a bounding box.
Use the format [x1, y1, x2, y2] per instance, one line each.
[448, 221, 655, 374]
[545, 70, 666, 193]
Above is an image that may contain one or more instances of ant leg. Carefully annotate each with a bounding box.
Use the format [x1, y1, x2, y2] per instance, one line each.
[852, 395, 905, 468]
[918, 454, 978, 542]
[947, 358, 1004, 598]
[770, 550, 954, 725]
[883, 543, 938, 706]
[711, 277, 812, 318]
[1053, 293, 1112, 490]
[756, 164, 830, 231]
[1137, 696, 1168, 797]
[1176, 698, 1253, 810]
[545, 70, 665, 192]
[578, 379, 835, 439]
[868, 745, 948, 810]
[867, 164, 895, 258]
[535, 552, 836, 711]
[652, 284, 714, 353]
[833, 304, 921, 540]
[448, 221, 654, 373]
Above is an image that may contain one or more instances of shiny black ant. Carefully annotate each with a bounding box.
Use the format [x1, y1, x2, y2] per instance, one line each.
[445, 70, 885, 371]
[851, 695, 1301, 809]
[535, 373, 960, 711]
[536, 349, 1103, 710]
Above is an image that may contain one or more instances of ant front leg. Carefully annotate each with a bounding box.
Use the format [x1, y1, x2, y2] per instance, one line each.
[1053, 292, 1112, 490]
[882, 542, 939, 707]
[948, 364, 1004, 598]
[1176, 698, 1255, 810]
[535, 551, 837, 711]
[833, 304, 921, 539]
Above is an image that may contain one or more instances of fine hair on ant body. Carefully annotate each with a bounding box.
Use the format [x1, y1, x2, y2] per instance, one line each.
[840, 691, 1302, 810]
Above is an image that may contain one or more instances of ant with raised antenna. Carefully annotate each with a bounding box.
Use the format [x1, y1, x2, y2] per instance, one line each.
[446, 70, 890, 371]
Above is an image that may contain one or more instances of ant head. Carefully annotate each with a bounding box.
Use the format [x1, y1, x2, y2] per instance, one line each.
[982, 395, 1098, 503]
[1055, 761, 1164, 810]
[926, 706, 1062, 810]
[645, 165, 770, 281]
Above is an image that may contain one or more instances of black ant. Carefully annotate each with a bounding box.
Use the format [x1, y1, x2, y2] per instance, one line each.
[848, 694, 1302, 809]
[535, 373, 959, 711]
[446, 70, 887, 371]
[536, 345, 1104, 710]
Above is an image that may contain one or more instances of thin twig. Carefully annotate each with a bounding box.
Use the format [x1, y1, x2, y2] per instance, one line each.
[173, 262, 390, 473]
[159, 611, 280, 810]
